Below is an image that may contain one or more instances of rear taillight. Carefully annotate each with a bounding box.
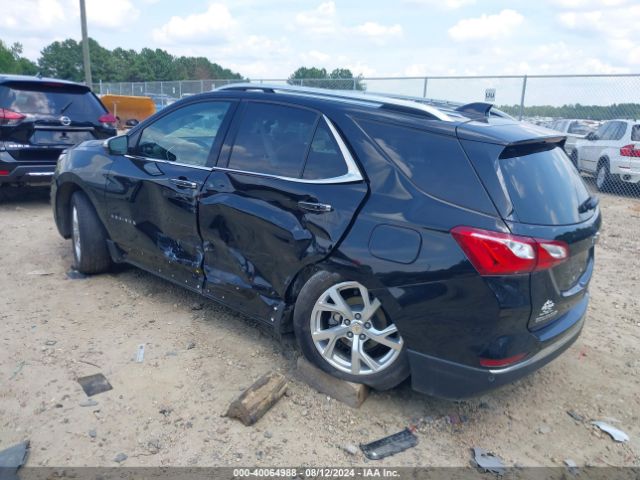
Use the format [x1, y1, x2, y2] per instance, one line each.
[451, 226, 569, 276]
[0, 108, 26, 126]
[620, 144, 640, 157]
[98, 114, 117, 128]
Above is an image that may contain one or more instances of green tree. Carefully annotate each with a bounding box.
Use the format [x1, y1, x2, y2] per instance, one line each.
[287, 66, 365, 90]
[38, 39, 83, 81]
[0, 41, 37, 75]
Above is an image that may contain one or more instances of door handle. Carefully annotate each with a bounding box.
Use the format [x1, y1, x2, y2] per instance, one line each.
[170, 178, 198, 189]
[298, 201, 333, 212]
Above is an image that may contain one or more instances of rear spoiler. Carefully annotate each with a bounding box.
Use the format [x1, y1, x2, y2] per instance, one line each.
[499, 136, 567, 159]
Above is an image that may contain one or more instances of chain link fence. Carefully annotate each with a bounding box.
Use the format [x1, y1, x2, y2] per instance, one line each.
[96, 74, 640, 199]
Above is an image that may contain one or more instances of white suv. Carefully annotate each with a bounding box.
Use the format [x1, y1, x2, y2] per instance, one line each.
[550, 119, 597, 159]
[573, 119, 640, 192]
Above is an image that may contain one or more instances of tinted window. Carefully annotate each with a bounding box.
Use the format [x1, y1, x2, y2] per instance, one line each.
[359, 119, 494, 213]
[632, 125, 640, 141]
[302, 122, 347, 180]
[0, 82, 106, 120]
[500, 146, 590, 225]
[594, 122, 611, 140]
[611, 121, 627, 141]
[568, 121, 591, 135]
[229, 102, 318, 178]
[136, 101, 230, 167]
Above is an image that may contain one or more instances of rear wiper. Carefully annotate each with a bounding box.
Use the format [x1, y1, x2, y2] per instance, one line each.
[578, 195, 599, 213]
[60, 101, 73, 115]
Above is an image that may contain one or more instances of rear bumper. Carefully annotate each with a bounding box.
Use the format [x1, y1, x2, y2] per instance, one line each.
[0, 164, 56, 185]
[408, 294, 587, 399]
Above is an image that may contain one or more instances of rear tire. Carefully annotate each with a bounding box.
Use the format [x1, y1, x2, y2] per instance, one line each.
[293, 271, 410, 391]
[70, 191, 112, 274]
[596, 160, 612, 192]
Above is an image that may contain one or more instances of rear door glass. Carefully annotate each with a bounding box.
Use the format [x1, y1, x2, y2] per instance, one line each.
[302, 122, 347, 180]
[0, 82, 106, 121]
[499, 145, 591, 225]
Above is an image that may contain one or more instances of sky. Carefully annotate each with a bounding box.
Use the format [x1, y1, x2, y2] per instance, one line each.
[2, 0, 640, 101]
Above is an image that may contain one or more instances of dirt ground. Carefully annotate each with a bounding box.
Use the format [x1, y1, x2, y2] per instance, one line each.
[0, 185, 638, 468]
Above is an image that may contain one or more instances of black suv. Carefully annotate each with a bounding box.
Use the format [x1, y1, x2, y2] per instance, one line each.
[51, 85, 600, 398]
[0, 75, 116, 189]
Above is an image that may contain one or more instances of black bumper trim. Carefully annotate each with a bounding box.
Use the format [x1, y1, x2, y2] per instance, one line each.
[408, 314, 585, 399]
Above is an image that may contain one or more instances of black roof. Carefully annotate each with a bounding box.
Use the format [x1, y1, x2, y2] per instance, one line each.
[0, 74, 89, 88]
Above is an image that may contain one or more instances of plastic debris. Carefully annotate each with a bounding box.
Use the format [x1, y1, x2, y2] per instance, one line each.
[27, 270, 53, 276]
[77, 373, 113, 397]
[135, 344, 145, 363]
[564, 458, 579, 475]
[0, 440, 30, 479]
[360, 428, 418, 460]
[66, 269, 87, 280]
[591, 421, 629, 443]
[472, 447, 506, 475]
[567, 410, 585, 422]
[113, 453, 127, 463]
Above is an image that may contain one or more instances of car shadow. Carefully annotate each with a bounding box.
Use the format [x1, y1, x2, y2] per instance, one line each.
[0, 186, 51, 204]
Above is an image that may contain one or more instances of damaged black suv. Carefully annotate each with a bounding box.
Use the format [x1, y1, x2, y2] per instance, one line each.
[52, 84, 600, 398]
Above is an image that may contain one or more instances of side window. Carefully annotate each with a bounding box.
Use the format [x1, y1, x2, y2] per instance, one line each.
[228, 102, 318, 178]
[594, 122, 611, 140]
[611, 122, 627, 141]
[135, 101, 231, 167]
[302, 122, 348, 180]
[631, 125, 640, 141]
[358, 119, 493, 213]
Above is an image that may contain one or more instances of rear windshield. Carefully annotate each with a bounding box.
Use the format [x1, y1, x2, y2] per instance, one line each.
[499, 145, 591, 225]
[0, 82, 106, 120]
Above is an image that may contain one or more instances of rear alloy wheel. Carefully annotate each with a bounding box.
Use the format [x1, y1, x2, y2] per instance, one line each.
[596, 161, 612, 192]
[294, 272, 409, 390]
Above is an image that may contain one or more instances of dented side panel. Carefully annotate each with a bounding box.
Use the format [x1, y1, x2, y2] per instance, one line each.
[104, 155, 210, 290]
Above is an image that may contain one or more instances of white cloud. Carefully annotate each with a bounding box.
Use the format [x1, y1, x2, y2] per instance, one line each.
[353, 22, 403, 38]
[152, 3, 236, 44]
[548, 0, 630, 7]
[448, 9, 524, 42]
[85, 0, 140, 29]
[406, 0, 476, 8]
[295, 1, 337, 34]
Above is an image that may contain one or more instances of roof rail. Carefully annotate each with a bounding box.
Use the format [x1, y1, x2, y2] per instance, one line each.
[215, 83, 451, 121]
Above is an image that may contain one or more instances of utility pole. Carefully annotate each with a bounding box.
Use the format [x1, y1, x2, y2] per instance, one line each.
[79, 0, 92, 88]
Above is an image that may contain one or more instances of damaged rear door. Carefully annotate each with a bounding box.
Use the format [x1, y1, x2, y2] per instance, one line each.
[104, 100, 236, 290]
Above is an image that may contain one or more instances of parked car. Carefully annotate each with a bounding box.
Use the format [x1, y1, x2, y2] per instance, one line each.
[0, 75, 116, 190]
[51, 85, 600, 398]
[573, 119, 640, 191]
[550, 119, 597, 159]
[147, 93, 177, 112]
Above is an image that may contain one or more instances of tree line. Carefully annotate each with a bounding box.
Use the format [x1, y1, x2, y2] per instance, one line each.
[1, 38, 242, 83]
[499, 103, 640, 121]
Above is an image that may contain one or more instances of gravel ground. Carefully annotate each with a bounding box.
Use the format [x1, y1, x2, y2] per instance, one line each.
[0, 185, 638, 468]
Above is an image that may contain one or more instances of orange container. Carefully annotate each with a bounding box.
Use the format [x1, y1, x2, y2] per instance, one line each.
[100, 94, 156, 128]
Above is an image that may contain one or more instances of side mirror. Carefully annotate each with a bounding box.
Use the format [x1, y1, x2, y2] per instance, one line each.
[106, 135, 128, 155]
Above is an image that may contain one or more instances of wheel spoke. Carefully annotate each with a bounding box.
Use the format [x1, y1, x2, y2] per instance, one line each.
[312, 325, 349, 359]
[350, 337, 362, 374]
[360, 297, 381, 322]
[367, 324, 403, 351]
[318, 286, 353, 319]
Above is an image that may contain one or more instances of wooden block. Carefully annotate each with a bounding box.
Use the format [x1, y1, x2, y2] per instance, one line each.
[296, 356, 369, 408]
[225, 371, 288, 426]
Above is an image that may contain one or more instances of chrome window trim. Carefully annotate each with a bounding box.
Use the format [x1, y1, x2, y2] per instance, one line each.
[218, 114, 364, 185]
[124, 154, 212, 171]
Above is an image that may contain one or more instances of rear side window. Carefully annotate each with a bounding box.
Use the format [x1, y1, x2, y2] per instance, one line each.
[499, 145, 590, 225]
[0, 82, 106, 121]
[358, 119, 494, 213]
[229, 102, 318, 178]
[632, 125, 640, 141]
[302, 122, 347, 180]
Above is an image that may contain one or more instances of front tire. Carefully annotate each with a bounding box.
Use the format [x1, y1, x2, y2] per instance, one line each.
[70, 192, 112, 274]
[293, 271, 410, 390]
[596, 160, 612, 192]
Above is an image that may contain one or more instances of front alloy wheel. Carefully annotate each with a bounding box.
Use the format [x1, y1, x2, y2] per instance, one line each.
[72, 205, 82, 264]
[310, 281, 403, 376]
